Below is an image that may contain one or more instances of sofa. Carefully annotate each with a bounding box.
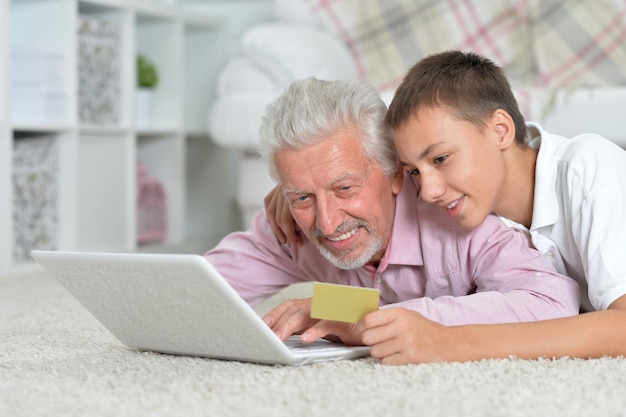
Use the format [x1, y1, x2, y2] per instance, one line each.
[208, 0, 626, 227]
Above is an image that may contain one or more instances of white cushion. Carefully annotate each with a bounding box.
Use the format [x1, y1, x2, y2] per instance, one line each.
[210, 23, 359, 150]
[209, 91, 282, 150]
[210, 57, 284, 150]
[273, 0, 318, 26]
[216, 57, 284, 96]
[241, 23, 358, 87]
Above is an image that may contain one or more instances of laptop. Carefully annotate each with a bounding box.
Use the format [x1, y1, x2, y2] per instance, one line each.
[30, 250, 370, 366]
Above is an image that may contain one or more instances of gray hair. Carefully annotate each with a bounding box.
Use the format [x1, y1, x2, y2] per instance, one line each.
[258, 77, 398, 181]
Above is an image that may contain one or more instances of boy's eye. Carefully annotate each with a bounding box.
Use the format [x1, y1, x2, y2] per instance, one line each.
[434, 155, 448, 165]
[407, 168, 419, 176]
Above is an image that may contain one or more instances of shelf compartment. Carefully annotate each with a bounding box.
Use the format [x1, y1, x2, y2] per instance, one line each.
[77, 132, 135, 251]
[185, 134, 238, 248]
[135, 12, 182, 130]
[183, 21, 223, 134]
[137, 133, 184, 246]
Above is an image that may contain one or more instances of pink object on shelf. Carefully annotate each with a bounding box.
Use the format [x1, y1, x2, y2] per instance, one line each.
[137, 162, 167, 244]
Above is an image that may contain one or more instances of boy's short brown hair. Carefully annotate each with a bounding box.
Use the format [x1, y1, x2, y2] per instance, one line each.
[385, 50, 527, 145]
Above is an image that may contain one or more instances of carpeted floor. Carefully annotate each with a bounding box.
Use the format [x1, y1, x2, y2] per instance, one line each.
[2, 268, 626, 417]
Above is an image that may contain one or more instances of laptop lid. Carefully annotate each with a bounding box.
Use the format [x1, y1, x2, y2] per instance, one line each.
[30, 250, 370, 366]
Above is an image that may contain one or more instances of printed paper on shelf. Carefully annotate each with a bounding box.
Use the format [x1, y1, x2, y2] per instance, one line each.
[12, 136, 58, 262]
[10, 46, 68, 124]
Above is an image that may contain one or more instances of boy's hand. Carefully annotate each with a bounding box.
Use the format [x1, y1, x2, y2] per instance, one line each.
[357, 308, 460, 365]
[264, 186, 303, 247]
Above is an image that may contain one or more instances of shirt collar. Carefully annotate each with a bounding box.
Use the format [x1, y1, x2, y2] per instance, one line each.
[377, 175, 424, 271]
[526, 122, 560, 230]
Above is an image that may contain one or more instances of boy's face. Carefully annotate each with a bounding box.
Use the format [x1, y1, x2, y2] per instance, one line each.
[392, 106, 508, 230]
[274, 130, 403, 269]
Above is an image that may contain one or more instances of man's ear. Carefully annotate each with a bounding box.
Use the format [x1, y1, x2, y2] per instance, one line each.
[490, 109, 516, 150]
[391, 166, 404, 195]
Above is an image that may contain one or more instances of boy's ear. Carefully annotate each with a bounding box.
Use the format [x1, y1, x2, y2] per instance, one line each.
[490, 109, 516, 149]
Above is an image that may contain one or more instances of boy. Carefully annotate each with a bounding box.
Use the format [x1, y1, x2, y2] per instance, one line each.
[374, 50, 626, 363]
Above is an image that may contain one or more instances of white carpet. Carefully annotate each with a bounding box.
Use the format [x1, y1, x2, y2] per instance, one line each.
[2, 270, 626, 417]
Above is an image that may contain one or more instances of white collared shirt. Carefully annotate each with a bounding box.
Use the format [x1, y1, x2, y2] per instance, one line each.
[501, 122, 626, 311]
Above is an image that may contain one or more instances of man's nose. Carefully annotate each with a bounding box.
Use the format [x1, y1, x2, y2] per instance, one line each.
[315, 196, 344, 236]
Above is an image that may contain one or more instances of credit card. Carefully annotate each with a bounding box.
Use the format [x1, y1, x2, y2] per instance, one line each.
[310, 282, 380, 323]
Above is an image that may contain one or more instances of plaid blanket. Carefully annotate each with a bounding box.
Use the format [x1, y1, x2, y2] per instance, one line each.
[531, 0, 626, 88]
[305, 0, 532, 90]
[305, 0, 626, 90]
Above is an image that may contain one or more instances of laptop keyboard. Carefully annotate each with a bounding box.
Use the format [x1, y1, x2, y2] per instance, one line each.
[284, 337, 350, 353]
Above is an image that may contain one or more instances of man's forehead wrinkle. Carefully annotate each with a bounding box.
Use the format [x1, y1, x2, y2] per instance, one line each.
[331, 170, 365, 184]
[281, 167, 368, 195]
[282, 187, 307, 195]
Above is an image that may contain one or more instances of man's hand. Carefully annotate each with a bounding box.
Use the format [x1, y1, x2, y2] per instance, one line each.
[264, 186, 303, 247]
[263, 297, 363, 345]
[262, 298, 318, 341]
[300, 320, 362, 346]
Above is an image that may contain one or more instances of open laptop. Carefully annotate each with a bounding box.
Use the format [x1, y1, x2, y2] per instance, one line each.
[31, 250, 370, 366]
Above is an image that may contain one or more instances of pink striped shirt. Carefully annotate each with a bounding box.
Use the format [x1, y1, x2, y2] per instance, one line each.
[204, 178, 579, 325]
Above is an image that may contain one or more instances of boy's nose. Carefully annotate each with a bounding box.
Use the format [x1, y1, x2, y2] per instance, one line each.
[419, 173, 446, 204]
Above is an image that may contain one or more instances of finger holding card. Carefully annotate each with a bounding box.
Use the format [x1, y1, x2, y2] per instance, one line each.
[300, 319, 362, 345]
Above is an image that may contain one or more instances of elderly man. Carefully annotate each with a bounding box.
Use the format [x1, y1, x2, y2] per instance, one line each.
[204, 77, 578, 361]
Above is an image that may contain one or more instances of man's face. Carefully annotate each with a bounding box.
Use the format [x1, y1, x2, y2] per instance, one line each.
[392, 106, 507, 230]
[274, 129, 403, 269]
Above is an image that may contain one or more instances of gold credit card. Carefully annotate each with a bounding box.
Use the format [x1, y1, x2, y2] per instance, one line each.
[310, 282, 380, 323]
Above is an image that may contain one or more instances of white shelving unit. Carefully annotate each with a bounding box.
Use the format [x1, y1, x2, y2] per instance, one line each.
[0, 0, 10, 272]
[1, 0, 232, 272]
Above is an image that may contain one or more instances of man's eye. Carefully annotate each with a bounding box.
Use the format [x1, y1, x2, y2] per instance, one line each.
[335, 185, 357, 197]
[289, 195, 309, 204]
[289, 195, 312, 208]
